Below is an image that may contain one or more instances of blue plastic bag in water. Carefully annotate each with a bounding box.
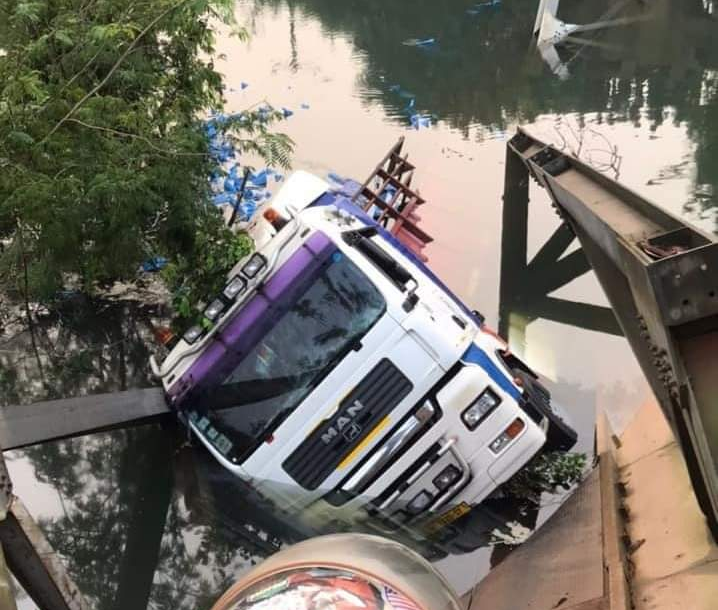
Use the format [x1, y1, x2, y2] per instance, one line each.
[249, 169, 269, 188]
[467, 0, 501, 14]
[237, 200, 257, 221]
[410, 114, 432, 129]
[141, 257, 168, 272]
[212, 193, 235, 206]
[403, 38, 436, 47]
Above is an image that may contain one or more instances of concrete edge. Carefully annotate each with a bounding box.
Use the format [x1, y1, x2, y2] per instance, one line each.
[596, 410, 631, 610]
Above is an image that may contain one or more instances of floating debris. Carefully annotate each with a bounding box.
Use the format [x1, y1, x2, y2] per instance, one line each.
[300, 103, 311, 109]
[202, 100, 298, 222]
[249, 169, 269, 188]
[410, 114, 432, 130]
[212, 193, 235, 206]
[141, 257, 168, 273]
[467, 0, 501, 14]
[402, 38, 437, 48]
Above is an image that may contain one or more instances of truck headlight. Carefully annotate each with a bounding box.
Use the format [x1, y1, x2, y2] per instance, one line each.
[203, 298, 226, 322]
[223, 275, 246, 300]
[183, 325, 204, 345]
[241, 253, 267, 278]
[433, 465, 461, 491]
[461, 387, 501, 430]
[407, 490, 433, 514]
[489, 418, 526, 454]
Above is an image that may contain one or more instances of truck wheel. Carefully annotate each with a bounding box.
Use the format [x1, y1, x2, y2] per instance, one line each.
[544, 412, 579, 452]
[513, 369, 578, 452]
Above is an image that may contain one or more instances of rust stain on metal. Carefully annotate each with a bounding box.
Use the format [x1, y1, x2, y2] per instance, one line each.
[353, 137, 432, 260]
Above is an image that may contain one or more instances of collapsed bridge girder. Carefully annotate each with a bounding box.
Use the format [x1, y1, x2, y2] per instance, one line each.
[503, 128, 718, 539]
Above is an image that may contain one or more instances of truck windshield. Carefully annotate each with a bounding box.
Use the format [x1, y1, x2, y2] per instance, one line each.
[186, 249, 386, 463]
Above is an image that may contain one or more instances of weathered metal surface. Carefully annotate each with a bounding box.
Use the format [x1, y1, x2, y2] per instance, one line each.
[353, 137, 432, 258]
[0, 387, 169, 450]
[505, 128, 718, 540]
[0, 498, 90, 610]
[498, 139, 621, 349]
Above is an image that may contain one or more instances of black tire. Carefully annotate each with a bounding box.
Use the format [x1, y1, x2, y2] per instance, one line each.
[513, 369, 578, 452]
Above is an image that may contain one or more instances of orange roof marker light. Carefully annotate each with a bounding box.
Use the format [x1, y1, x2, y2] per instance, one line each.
[263, 207, 289, 231]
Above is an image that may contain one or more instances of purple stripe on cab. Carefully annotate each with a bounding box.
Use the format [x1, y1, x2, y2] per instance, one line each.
[167, 231, 333, 403]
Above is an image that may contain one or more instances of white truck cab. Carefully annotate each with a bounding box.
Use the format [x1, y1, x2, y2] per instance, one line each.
[150, 171, 577, 535]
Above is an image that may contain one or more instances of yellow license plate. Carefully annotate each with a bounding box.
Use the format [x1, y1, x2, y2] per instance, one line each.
[424, 501, 471, 534]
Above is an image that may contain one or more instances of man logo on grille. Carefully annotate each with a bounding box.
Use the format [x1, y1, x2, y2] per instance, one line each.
[321, 399, 365, 444]
[342, 422, 362, 442]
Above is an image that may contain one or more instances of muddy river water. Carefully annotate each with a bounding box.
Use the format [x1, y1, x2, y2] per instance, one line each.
[4, 0, 717, 607]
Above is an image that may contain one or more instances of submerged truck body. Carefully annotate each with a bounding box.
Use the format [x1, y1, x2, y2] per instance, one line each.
[151, 170, 577, 535]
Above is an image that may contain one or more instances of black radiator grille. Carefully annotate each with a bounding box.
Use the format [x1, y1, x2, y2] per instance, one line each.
[282, 358, 412, 490]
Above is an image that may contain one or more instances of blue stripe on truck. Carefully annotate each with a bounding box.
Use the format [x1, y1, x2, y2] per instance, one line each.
[460, 343, 522, 401]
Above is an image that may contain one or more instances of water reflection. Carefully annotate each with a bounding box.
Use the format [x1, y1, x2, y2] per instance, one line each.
[2, 296, 589, 606]
[5, 0, 718, 607]
[254, 0, 718, 221]
[0, 296, 165, 406]
[7, 420, 585, 609]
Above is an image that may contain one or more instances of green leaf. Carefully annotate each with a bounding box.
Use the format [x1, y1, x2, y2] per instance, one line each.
[13, 2, 43, 24]
[0, 0, 290, 316]
[54, 30, 74, 47]
[7, 131, 35, 147]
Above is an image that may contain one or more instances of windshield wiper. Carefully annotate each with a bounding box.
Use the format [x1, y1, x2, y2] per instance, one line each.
[342, 228, 419, 311]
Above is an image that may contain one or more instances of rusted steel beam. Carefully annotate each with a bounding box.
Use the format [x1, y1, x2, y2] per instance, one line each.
[0, 449, 90, 610]
[0, 497, 90, 610]
[0, 387, 169, 450]
[497, 142, 619, 346]
[352, 138, 433, 250]
[506, 127, 718, 540]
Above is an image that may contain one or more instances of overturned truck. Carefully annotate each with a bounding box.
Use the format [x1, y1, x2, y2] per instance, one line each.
[150, 140, 577, 538]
